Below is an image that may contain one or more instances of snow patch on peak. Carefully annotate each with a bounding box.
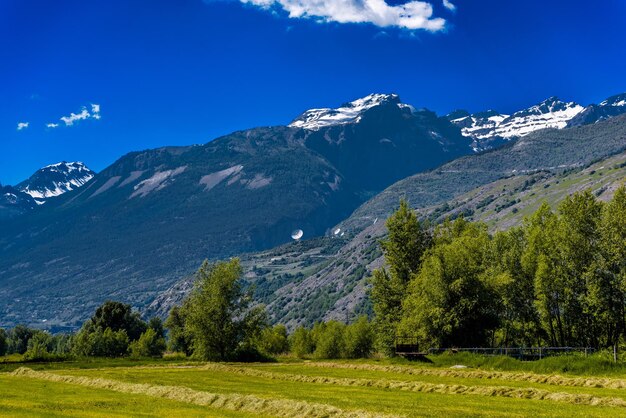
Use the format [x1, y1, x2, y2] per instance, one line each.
[451, 96, 585, 150]
[42, 161, 89, 173]
[289, 93, 406, 131]
[19, 161, 95, 200]
[496, 99, 584, 138]
[599, 94, 626, 108]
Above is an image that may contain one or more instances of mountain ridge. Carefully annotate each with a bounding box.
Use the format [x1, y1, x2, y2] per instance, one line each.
[447, 93, 626, 151]
[0, 94, 469, 330]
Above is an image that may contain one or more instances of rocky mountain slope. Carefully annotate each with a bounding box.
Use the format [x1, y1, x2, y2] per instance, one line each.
[0, 94, 469, 330]
[347, 113, 626, 232]
[150, 115, 626, 330]
[0, 184, 37, 220]
[150, 149, 626, 330]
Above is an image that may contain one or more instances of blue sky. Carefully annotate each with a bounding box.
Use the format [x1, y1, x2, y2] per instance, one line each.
[2, 0, 626, 185]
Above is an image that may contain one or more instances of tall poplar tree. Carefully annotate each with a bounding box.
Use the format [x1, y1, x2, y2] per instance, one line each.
[370, 199, 430, 355]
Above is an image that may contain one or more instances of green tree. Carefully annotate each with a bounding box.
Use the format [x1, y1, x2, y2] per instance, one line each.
[313, 320, 345, 359]
[7, 325, 35, 354]
[591, 186, 626, 347]
[289, 326, 314, 358]
[521, 203, 564, 346]
[182, 259, 267, 361]
[558, 191, 603, 346]
[164, 306, 191, 355]
[370, 199, 430, 355]
[50, 334, 73, 355]
[130, 328, 166, 358]
[487, 228, 541, 346]
[343, 316, 374, 358]
[73, 327, 129, 357]
[23, 332, 53, 361]
[258, 325, 289, 355]
[0, 328, 7, 356]
[89, 301, 147, 341]
[399, 218, 500, 348]
[148, 317, 166, 339]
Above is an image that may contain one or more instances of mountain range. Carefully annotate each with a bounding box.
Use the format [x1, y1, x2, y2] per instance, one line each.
[1, 91, 626, 331]
[447, 93, 626, 151]
[0, 93, 469, 330]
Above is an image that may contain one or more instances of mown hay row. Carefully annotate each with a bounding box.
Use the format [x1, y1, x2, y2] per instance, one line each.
[301, 361, 626, 390]
[10, 367, 401, 418]
[196, 363, 626, 408]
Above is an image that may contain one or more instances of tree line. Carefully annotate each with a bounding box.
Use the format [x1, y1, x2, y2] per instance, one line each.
[372, 186, 626, 354]
[0, 259, 374, 361]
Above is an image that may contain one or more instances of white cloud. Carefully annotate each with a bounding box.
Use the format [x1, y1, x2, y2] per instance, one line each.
[46, 123, 59, 128]
[442, 0, 456, 12]
[60, 108, 90, 126]
[59, 103, 101, 126]
[240, 0, 446, 31]
[17, 122, 29, 131]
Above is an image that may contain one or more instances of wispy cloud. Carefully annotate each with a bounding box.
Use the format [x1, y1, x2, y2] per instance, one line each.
[239, 0, 447, 31]
[442, 0, 456, 12]
[56, 103, 101, 127]
[17, 122, 29, 131]
[46, 123, 59, 129]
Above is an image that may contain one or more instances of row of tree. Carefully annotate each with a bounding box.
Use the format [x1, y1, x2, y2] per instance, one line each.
[372, 187, 626, 353]
[0, 302, 168, 360]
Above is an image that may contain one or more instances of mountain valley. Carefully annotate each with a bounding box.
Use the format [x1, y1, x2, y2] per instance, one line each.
[1, 92, 626, 331]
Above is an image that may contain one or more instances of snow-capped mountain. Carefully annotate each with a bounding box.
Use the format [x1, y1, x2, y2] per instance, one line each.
[567, 93, 626, 127]
[17, 161, 95, 204]
[450, 93, 626, 151]
[449, 97, 584, 151]
[289, 93, 415, 130]
[496, 97, 585, 137]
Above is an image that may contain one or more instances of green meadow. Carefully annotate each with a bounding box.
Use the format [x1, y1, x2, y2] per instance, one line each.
[4, 355, 626, 417]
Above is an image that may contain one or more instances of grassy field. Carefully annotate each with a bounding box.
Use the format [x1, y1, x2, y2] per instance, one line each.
[4, 355, 626, 417]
